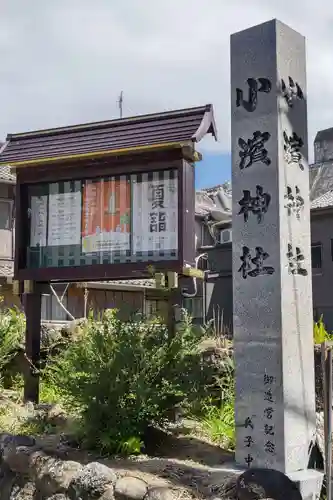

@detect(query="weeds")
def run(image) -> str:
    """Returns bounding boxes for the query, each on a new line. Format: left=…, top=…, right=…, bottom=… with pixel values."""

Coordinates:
left=314, top=316, right=333, bottom=344
left=198, top=356, right=235, bottom=450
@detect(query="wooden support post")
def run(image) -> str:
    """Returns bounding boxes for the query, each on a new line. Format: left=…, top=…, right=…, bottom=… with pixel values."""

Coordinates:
left=167, top=276, right=183, bottom=339
left=24, top=282, right=42, bottom=403
left=166, top=282, right=183, bottom=423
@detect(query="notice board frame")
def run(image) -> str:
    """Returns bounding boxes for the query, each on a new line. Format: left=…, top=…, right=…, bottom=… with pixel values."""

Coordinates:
left=14, top=149, right=195, bottom=283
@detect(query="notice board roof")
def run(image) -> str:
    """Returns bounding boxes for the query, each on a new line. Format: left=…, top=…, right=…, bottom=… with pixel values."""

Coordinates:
left=0, top=104, right=217, bottom=168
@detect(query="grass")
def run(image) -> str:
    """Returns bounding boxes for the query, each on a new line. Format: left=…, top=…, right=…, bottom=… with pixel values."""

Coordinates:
left=198, top=398, right=235, bottom=451
left=195, top=355, right=235, bottom=452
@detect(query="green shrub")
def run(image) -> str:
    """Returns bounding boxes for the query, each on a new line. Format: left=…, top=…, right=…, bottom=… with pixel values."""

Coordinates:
left=0, top=302, right=25, bottom=386
left=314, top=316, right=333, bottom=344
left=43, top=309, right=216, bottom=455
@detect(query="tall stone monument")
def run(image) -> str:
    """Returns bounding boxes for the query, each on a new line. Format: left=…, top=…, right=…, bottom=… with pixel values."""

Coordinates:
left=231, top=19, right=323, bottom=497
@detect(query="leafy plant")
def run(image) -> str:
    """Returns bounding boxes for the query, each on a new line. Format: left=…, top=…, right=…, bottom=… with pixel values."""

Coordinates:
left=314, top=316, right=333, bottom=344
left=0, top=301, right=25, bottom=386
left=43, top=309, right=215, bottom=455
left=39, top=378, right=63, bottom=404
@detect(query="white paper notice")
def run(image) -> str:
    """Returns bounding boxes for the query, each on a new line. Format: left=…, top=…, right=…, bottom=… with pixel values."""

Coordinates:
left=48, top=191, right=82, bottom=246
left=132, top=173, right=178, bottom=253
left=30, top=196, right=47, bottom=247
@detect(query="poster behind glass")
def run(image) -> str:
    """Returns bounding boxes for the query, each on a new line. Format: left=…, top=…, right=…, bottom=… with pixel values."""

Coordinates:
left=132, top=171, right=178, bottom=256
left=82, top=177, right=131, bottom=254
left=27, top=170, right=178, bottom=269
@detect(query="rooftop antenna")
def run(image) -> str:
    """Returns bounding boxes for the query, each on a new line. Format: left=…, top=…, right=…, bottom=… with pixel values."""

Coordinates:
left=118, top=91, right=123, bottom=118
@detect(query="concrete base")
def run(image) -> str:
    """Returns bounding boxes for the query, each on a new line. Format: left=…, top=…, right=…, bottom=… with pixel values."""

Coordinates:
left=288, top=469, right=324, bottom=500
left=216, top=463, right=324, bottom=499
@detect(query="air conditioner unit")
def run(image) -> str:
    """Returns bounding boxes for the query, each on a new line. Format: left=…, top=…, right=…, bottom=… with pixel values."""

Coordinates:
left=219, top=228, right=232, bottom=244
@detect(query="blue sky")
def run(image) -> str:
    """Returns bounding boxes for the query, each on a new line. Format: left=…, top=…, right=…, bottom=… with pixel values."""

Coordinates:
left=195, top=152, right=231, bottom=190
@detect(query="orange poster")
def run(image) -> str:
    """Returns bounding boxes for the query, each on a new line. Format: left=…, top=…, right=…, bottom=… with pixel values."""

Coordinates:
left=82, top=178, right=131, bottom=253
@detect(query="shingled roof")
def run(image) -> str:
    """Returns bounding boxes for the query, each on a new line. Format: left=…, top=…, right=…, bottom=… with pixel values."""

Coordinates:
left=311, top=191, right=333, bottom=210
left=0, top=104, right=217, bottom=167
left=310, top=162, right=333, bottom=210
left=314, top=128, right=333, bottom=144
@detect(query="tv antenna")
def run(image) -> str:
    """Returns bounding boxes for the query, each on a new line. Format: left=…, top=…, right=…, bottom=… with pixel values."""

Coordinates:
left=118, top=91, right=123, bottom=118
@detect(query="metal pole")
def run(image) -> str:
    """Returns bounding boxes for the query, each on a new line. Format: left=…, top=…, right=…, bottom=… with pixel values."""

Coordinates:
left=118, top=91, right=123, bottom=119
left=327, top=347, right=332, bottom=500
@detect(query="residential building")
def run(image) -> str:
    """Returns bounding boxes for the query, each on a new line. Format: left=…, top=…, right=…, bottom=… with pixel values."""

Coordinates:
left=40, top=279, right=167, bottom=322
left=309, top=128, right=333, bottom=328
left=0, top=164, right=20, bottom=309
left=192, top=183, right=232, bottom=331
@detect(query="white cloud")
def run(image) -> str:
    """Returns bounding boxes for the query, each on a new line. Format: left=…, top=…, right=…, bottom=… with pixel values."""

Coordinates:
left=0, top=0, right=331, bottom=160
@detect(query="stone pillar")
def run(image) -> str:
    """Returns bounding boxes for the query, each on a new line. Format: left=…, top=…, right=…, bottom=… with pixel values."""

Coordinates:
left=231, top=19, right=316, bottom=476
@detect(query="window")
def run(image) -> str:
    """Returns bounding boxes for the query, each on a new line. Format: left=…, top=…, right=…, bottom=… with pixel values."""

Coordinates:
left=0, top=199, right=14, bottom=259
left=0, top=200, right=12, bottom=230
left=183, top=297, right=203, bottom=319
left=311, top=243, right=322, bottom=270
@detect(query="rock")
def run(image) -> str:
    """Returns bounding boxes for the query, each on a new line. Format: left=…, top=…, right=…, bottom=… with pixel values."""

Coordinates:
left=9, top=479, right=36, bottom=500
left=0, top=467, right=19, bottom=500
left=211, top=474, right=238, bottom=500
left=0, top=390, right=21, bottom=404
left=28, top=450, right=54, bottom=480
left=35, top=434, right=64, bottom=452
left=35, top=403, right=54, bottom=412
left=68, top=462, right=117, bottom=500
left=99, top=487, right=115, bottom=500
left=0, top=434, right=36, bottom=451
left=23, top=402, right=35, bottom=416
left=236, top=468, right=302, bottom=500
left=41, top=323, right=63, bottom=350
left=4, top=446, right=37, bottom=475
left=36, top=459, right=83, bottom=497
left=115, top=476, right=148, bottom=500
left=146, top=487, right=182, bottom=500
left=47, top=404, right=68, bottom=428
left=48, top=496, right=72, bottom=500
left=34, top=403, right=54, bottom=422
left=0, top=435, right=36, bottom=476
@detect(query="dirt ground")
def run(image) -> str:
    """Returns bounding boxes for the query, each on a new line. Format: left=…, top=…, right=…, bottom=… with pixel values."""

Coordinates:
left=35, top=420, right=236, bottom=499
left=0, top=393, right=237, bottom=499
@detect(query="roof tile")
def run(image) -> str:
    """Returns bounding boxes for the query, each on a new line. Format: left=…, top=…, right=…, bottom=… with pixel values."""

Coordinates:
left=0, top=165, right=15, bottom=183
left=103, top=279, right=155, bottom=288
left=311, top=191, right=333, bottom=209
left=0, top=105, right=217, bottom=167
